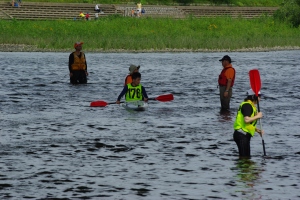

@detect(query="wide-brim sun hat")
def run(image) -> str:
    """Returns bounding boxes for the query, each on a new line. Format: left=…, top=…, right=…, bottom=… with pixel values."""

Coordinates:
left=129, top=64, right=140, bottom=74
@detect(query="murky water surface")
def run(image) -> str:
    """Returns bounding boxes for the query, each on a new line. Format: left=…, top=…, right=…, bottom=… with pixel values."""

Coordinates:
left=0, top=51, right=299, bottom=199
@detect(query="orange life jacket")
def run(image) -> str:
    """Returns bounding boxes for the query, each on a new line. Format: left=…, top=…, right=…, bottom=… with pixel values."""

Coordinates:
left=124, top=75, right=132, bottom=86
left=71, top=52, right=86, bottom=71
left=218, top=67, right=235, bottom=87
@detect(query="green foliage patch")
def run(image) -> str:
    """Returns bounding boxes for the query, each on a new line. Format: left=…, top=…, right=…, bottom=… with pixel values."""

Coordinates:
left=1, top=16, right=299, bottom=51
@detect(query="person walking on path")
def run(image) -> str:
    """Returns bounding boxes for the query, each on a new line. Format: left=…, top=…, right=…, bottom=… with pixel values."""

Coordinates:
left=124, top=64, right=140, bottom=86
left=117, top=72, right=148, bottom=104
left=218, top=55, right=235, bottom=110
left=233, top=89, right=264, bottom=157
left=68, top=42, right=88, bottom=84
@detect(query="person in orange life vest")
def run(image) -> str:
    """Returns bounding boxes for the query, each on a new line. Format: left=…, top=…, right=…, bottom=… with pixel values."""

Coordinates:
left=124, top=64, right=140, bottom=86
left=69, top=42, right=88, bottom=84
left=218, top=55, right=236, bottom=110
left=116, top=72, right=148, bottom=104
left=233, top=89, right=264, bottom=157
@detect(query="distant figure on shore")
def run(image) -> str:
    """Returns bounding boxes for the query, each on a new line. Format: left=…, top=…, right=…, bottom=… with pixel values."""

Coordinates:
left=137, top=1, right=142, bottom=17
left=95, top=4, right=104, bottom=14
left=95, top=12, right=99, bottom=20
left=79, top=12, right=85, bottom=20
left=85, top=12, right=90, bottom=21
left=95, top=4, right=100, bottom=13
left=11, top=0, right=20, bottom=7
left=69, top=42, right=88, bottom=84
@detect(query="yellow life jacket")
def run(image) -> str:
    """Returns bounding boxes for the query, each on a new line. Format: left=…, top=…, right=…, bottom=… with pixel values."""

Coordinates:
left=233, top=101, right=257, bottom=136
left=125, top=84, right=142, bottom=101
left=71, top=52, right=86, bottom=71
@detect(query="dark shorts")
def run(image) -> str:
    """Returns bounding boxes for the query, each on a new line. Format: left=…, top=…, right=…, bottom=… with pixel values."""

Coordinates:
left=70, top=70, right=87, bottom=84
left=233, top=130, right=252, bottom=157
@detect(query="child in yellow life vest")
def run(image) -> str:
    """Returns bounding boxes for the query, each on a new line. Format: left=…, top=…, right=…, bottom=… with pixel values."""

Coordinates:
left=233, top=89, right=264, bottom=157
left=116, top=72, right=148, bottom=104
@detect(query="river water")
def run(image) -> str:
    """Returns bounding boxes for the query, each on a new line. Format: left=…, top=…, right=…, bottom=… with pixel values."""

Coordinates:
left=0, top=51, right=299, bottom=199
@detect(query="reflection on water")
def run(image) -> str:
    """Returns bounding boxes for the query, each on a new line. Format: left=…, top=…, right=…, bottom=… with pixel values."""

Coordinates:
left=233, top=159, right=263, bottom=199
left=0, top=51, right=300, bottom=199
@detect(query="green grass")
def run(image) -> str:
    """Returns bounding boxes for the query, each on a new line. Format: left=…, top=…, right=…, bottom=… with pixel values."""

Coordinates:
left=1, top=16, right=299, bottom=51
left=21, top=0, right=283, bottom=7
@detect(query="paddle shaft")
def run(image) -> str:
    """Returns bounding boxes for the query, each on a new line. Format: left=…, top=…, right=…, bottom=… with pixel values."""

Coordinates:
left=91, top=94, right=173, bottom=107
left=249, top=69, right=266, bottom=156
left=256, top=99, right=266, bottom=156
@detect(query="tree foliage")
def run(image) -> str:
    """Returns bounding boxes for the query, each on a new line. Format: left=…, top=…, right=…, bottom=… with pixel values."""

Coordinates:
left=274, top=0, right=300, bottom=27
left=176, top=0, right=195, bottom=5
left=209, top=0, right=233, bottom=5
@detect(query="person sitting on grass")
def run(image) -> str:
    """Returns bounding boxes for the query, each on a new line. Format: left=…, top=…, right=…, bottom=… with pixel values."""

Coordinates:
left=116, top=72, right=148, bottom=104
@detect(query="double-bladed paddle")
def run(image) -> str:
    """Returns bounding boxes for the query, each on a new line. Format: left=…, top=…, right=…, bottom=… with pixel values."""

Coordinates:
left=90, top=93, right=174, bottom=107
left=249, top=69, right=266, bottom=156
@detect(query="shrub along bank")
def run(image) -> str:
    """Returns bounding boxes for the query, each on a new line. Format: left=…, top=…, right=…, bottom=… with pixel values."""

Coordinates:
left=1, top=15, right=300, bottom=52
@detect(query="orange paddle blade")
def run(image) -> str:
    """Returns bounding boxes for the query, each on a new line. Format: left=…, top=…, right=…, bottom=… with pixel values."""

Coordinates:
left=155, top=94, right=174, bottom=102
left=90, top=101, right=108, bottom=107
left=249, top=69, right=261, bottom=97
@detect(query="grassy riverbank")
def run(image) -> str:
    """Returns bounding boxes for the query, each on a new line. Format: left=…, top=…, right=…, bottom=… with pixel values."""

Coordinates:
left=1, top=16, right=300, bottom=52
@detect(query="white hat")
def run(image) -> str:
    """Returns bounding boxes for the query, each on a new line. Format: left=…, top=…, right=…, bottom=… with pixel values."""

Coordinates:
left=247, top=89, right=262, bottom=96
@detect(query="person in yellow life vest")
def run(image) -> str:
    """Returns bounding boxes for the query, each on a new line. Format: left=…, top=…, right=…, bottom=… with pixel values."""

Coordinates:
left=116, top=72, right=148, bottom=104
left=233, top=89, right=264, bottom=157
left=124, top=64, right=140, bottom=86
left=68, top=42, right=88, bottom=84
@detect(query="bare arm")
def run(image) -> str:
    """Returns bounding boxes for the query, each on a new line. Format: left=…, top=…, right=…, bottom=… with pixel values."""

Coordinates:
left=244, top=112, right=263, bottom=123
left=224, top=79, right=232, bottom=97
left=226, top=79, right=232, bottom=91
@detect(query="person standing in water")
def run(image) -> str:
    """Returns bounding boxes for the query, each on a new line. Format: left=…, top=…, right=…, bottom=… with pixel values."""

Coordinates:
left=68, top=42, right=88, bottom=84
left=218, top=55, right=236, bottom=111
left=233, top=89, right=264, bottom=157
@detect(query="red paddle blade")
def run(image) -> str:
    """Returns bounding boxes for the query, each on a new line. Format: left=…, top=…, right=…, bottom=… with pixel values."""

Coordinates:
left=90, top=101, right=108, bottom=107
left=155, top=94, right=174, bottom=102
left=249, top=69, right=261, bottom=96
